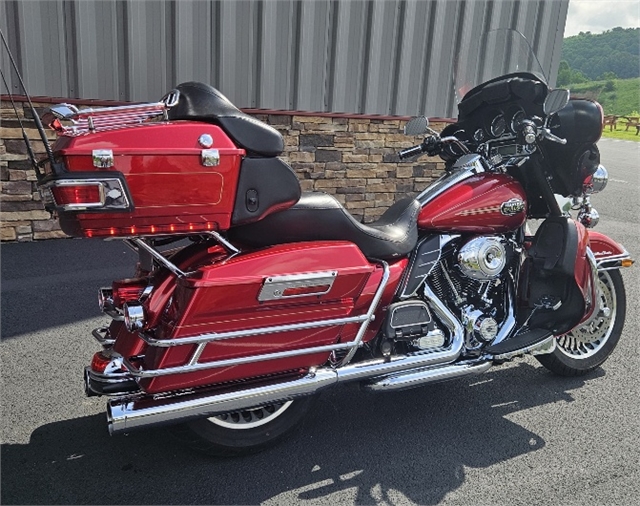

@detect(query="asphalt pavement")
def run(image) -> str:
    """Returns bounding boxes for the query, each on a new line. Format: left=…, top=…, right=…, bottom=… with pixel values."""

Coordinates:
left=1, top=138, right=639, bottom=505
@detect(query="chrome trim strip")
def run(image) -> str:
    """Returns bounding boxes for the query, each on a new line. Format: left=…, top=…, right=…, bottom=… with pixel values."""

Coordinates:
left=258, top=270, right=337, bottom=302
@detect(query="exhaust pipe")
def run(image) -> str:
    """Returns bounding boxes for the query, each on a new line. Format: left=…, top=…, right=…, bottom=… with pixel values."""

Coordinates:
left=364, top=360, right=492, bottom=392
left=107, top=283, right=473, bottom=434
left=108, top=368, right=338, bottom=434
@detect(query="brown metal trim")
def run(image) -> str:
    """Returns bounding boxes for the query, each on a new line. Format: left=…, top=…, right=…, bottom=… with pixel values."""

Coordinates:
left=1, top=94, right=456, bottom=123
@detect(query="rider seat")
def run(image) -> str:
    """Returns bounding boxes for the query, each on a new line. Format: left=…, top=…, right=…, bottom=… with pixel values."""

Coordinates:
left=228, top=192, right=421, bottom=260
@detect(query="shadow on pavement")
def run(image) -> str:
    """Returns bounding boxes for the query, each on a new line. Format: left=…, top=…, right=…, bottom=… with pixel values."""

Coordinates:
left=1, top=362, right=601, bottom=505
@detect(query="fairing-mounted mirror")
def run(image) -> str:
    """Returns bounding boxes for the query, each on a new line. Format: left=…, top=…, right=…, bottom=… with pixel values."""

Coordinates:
left=404, top=116, right=429, bottom=136
left=544, top=89, right=570, bottom=116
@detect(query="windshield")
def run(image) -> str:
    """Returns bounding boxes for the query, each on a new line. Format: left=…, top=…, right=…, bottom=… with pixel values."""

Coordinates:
left=454, top=29, right=547, bottom=104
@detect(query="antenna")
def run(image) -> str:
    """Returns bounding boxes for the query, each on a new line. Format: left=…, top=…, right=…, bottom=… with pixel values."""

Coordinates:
left=0, top=67, right=38, bottom=171
left=0, top=28, right=56, bottom=171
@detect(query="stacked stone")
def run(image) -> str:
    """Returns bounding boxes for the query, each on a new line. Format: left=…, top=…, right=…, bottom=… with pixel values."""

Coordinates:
left=1, top=101, right=65, bottom=241
left=1, top=99, right=447, bottom=241
left=255, top=114, right=446, bottom=223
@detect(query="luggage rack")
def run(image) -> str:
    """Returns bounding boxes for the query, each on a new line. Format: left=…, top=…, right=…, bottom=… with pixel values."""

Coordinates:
left=43, top=90, right=180, bottom=136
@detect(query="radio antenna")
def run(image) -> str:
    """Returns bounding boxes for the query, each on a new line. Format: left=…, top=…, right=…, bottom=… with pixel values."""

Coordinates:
left=0, top=28, right=56, bottom=171
left=0, top=67, right=38, bottom=171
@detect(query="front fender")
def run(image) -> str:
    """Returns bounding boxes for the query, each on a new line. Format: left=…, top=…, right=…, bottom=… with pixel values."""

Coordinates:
left=587, top=230, right=634, bottom=270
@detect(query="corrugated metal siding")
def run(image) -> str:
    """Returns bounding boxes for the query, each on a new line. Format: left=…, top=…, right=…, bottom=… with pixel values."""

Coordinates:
left=1, top=0, right=568, bottom=117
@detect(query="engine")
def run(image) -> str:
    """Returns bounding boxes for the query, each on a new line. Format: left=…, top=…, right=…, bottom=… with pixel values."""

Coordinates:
left=433, top=234, right=515, bottom=353
left=383, top=234, right=516, bottom=357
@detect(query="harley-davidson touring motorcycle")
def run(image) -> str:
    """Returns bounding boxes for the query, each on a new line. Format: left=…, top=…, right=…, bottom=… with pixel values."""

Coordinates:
left=27, top=30, right=633, bottom=456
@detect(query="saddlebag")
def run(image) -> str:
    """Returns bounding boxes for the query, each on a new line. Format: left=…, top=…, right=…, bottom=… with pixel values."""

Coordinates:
left=122, top=241, right=381, bottom=394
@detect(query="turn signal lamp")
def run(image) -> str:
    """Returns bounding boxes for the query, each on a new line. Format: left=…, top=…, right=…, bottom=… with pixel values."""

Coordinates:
left=123, top=302, right=146, bottom=332
left=91, top=351, right=112, bottom=374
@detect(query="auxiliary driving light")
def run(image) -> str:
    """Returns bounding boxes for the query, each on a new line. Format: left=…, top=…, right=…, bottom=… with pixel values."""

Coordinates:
left=584, top=165, right=608, bottom=194
left=123, top=302, right=146, bottom=332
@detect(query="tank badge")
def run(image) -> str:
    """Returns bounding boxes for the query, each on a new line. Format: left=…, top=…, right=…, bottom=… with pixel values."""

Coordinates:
left=500, top=198, right=525, bottom=216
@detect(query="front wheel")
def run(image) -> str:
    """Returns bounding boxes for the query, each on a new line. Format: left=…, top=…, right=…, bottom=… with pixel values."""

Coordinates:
left=170, top=396, right=316, bottom=457
left=537, top=269, right=626, bottom=376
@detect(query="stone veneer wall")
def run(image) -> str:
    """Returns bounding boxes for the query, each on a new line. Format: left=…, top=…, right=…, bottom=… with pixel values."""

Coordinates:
left=1, top=99, right=448, bottom=242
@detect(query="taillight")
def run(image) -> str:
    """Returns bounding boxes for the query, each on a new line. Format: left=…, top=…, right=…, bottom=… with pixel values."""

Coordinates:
left=51, top=184, right=102, bottom=207
left=43, top=177, right=130, bottom=212
left=111, top=279, right=147, bottom=308
left=91, top=351, right=113, bottom=374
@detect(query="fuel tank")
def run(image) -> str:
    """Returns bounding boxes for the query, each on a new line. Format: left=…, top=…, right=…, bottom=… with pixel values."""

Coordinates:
left=418, top=173, right=527, bottom=233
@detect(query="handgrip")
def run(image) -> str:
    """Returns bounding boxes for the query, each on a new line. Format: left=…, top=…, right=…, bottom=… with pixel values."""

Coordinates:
left=398, top=144, right=425, bottom=160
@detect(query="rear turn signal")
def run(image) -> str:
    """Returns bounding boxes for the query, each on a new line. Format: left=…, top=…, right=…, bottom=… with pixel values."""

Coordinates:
left=123, top=302, right=146, bottom=332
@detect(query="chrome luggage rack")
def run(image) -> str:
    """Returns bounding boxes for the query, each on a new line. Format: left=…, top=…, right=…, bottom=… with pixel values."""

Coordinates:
left=44, top=90, right=180, bottom=136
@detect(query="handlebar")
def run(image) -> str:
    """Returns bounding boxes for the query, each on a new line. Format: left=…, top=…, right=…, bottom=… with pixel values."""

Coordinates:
left=398, top=143, right=426, bottom=160
left=398, top=135, right=471, bottom=161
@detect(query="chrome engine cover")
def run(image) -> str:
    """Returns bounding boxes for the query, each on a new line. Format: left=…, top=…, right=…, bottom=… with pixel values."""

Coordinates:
left=457, top=236, right=507, bottom=281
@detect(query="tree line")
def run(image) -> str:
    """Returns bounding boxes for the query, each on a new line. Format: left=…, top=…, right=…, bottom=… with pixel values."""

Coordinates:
left=557, top=27, right=639, bottom=86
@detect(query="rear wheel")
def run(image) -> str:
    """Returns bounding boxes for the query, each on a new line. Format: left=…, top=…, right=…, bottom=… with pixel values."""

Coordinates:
left=537, top=269, right=626, bottom=376
left=170, top=396, right=316, bottom=457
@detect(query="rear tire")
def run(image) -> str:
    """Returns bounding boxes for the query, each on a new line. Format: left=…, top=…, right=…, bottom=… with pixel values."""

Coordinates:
left=170, top=396, right=316, bottom=457
left=536, top=269, right=626, bottom=376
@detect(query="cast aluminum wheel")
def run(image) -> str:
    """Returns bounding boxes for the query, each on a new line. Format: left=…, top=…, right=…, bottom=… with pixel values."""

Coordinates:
left=537, top=269, right=626, bottom=376
left=555, top=270, right=616, bottom=359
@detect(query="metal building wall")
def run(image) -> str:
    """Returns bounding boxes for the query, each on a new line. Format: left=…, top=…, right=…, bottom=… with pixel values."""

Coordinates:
left=1, top=0, right=568, bottom=117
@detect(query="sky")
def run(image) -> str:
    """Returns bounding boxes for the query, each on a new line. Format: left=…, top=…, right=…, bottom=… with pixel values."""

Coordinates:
left=564, top=0, right=640, bottom=37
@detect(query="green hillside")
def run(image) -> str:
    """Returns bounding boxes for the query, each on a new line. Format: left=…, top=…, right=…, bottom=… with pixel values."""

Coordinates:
left=567, top=78, right=640, bottom=116
left=560, top=27, right=639, bottom=81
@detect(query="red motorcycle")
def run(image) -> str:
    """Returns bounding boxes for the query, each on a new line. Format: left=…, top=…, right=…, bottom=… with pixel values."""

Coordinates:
left=33, top=30, right=632, bottom=456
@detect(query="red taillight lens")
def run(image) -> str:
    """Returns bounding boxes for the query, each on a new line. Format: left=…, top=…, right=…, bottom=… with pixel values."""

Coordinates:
left=91, top=351, right=112, bottom=374
left=282, top=285, right=331, bottom=297
left=112, top=279, right=147, bottom=308
left=51, top=184, right=102, bottom=206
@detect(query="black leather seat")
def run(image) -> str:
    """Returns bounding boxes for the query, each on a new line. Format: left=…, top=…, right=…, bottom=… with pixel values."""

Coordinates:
left=167, top=82, right=284, bottom=157
left=229, top=192, right=421, bottom=260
